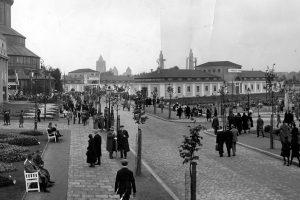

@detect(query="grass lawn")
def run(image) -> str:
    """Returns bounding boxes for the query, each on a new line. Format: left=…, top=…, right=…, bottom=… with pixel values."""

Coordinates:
left=0, top=102, right=35, bottom=119
left=0, top=129, right=48, bottom=200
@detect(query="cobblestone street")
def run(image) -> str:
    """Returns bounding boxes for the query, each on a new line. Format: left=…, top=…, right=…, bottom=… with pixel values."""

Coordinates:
left=119, top=109, right=300, bottom=200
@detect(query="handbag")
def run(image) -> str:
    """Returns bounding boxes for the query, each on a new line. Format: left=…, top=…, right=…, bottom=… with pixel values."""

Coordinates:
left=215, top=144, right=219, bottom=151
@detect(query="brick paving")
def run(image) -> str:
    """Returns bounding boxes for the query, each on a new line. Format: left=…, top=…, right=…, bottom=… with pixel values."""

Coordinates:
left=119, top=107, right=300, bottom=200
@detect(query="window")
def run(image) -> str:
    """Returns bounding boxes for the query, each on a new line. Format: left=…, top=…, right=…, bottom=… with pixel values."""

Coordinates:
left=263, top=84, right=266, bottom=90
left=205, top=86, right=209, bottom=91
left=218, top=69, right=221, bottom=73
left=213, top=69, right=216, bottom=73
left=244, top=85, right=247, bottom=90
left=251, top=84, right=254, bottom=90
left=154, top=87, right=157, bottom=92
left=178, top=87, right=181, bottom=93
left=187, top=86, right=191, bottom=92
left=208, top=69, right=211, bottom=73
left=203, top=70, right=206, bottom=72
left=257, top=84, right=260, bottom=90
left=196, top=86, right=200, bottom=92
left=213, top=85, right=217, bottom=92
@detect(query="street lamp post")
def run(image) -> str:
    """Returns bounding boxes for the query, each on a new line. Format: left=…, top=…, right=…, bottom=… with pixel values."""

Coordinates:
left=247, top=87, right=251, bottom=115
left=167, top=84, right=173, bottom=119
left=265, top=65, right=276, bottom=149
left=151, top=88, right=158, bottom=114
left=44, top=71, right=47, bottom=121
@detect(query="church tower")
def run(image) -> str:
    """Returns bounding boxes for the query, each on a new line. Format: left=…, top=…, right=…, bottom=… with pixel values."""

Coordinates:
left=0, top=0, right=13, bottom=27
left=186, top=49, right=196, bottom=70
left=96, top=55, right=106, bottom=73
left=157, top=50, right=165, bottom=69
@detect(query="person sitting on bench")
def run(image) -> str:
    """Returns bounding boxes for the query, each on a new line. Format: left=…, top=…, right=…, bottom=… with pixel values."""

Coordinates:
left=47, top=122, right=63, bottom=141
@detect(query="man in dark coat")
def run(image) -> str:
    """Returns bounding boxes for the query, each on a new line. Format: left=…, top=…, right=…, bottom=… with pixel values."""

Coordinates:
left=242, top=113, right=249, bottom=134
left=86, top=134, right=96, bottom=167
left=93, top=130, right=102, bottom=165
left=212, top=115, right=219, bottom=135
left=118, top=125, right=130, bottom=159
left=216, top=130, right=225, bottom=157
left=224, top=128, right=233, bottom=157
left=115, top=160, right=136, bottom=200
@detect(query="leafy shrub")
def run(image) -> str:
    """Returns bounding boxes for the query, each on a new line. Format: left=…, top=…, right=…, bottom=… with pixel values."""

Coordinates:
left=0, top=175, right=14, bottom=187
left=19, top=131, right=43, bottom=136
left=0, top=162, right=16, bottom=173
left=8, top=136, right=39, bottom=146
left=0, top=144, right=29, bottom=163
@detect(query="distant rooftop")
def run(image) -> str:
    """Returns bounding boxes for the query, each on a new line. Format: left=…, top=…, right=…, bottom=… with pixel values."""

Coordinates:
left=196, top=61, right=242, bottom=68
left=69, top=68, right=98, bottom=73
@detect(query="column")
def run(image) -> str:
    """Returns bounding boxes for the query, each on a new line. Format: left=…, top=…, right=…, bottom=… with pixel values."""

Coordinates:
left=201, top=83, right=204, bottom=97
left=173, top=83, right=176, bottom=96
left=192, top=83, right=196, bottom=96
left=147, top=84, right=151, bottom=97
left=182, top=83, right=186, bottom=97
left=160, top=84, right=165, bottom=98
left=209, top=83, right=212, bottom=96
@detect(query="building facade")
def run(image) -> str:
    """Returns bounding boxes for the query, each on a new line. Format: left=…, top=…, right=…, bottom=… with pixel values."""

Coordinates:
left=0, top=0, right=41, bottom=94
left=64, top=68, right=100, bottom=92
left=0, top=34, right=8, bottom=103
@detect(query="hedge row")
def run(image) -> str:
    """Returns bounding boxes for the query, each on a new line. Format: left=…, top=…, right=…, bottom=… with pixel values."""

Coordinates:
left=0, top=162, right=16, bottom=173
left=0, top=144, right=29, bottom=163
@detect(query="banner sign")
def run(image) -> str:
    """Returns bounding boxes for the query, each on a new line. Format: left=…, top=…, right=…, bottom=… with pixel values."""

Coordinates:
left=228, top=69, right=242, bottom=73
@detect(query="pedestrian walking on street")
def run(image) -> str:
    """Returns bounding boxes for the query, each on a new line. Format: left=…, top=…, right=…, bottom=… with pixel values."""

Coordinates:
left=117, top=125, right=130, bottom=159
left=242, top=113, right=249, bottom=134
left=177, top=106, right=183, bottom=119
left=73, top=110, right=77, bottom=124
left=106, top=127, right=116, bottom=159
left=93, top=130, right=102, bottom=165
left=216, top=129, right=225, bottom=157
left=290, top=123, right=300, bottom=167
left=225, top=127, right=233, bottom=157
left=277, top=113, right=281, bottom=128
left=235, top=113, right=243, bottom=135
left=37, top=108, right=41, bottom=122
left=78, top=110, right=81, bottom=124
left=115, top=160, right=136, bottom=200
left=281, top=136, right=291, bottom=166
left=19, top=110, right=24, bottom=128
left=212, top=115, right=219, bottom=135
left=256, top=115, right=264, bottom=137
left=232, top=127, right=238, bottom=156
left=86, top=134, right=96, bottom=167
left=67, top=110, right=72, bottom=125
left=279, top=121, right=291, bottom=145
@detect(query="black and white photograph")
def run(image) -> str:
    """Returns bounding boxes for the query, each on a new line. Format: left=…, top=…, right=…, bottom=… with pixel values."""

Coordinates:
left=1, top=0, right=300, bottom=199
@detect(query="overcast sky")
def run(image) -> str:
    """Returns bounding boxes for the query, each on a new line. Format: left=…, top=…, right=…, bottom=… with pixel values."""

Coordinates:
left=12, top=0, right=300, bottom=74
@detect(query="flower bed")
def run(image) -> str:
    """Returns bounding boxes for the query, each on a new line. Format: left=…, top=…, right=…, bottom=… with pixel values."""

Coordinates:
left=0, top=175, right=14, bottom=187
left=0, top=144, right=29, bottom=163
left=8, top=136, right=39, bottom=146
left=19, top=130, right=43, bottom=136
left=0, top=162, right=16, bottom=173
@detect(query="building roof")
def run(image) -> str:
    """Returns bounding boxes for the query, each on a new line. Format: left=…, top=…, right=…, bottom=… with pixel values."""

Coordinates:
left=135, top=68, right=222, bottom=79
left=0, top=25, right=25, bottom=38
left=196, top=61, right=242, bottom=68
left=240, top=70, right=265, bottom=78
left=69, top=68, right=98, bottom=73
left=100, top=75, right=134, bottom=82
left=8, top=44, right=39, bottom=57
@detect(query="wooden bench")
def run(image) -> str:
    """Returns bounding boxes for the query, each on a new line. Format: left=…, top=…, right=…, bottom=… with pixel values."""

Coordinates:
left=24, top=171, right=40, bottom=192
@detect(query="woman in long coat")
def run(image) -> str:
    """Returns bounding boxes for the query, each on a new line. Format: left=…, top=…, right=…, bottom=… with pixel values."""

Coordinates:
left=242, top=113, right=249, bottom=134
left=86, top=134, right=96, bottom=167
left=290, top=123, right=300, bottom=166
left=106, top=128, right=116, bottom=159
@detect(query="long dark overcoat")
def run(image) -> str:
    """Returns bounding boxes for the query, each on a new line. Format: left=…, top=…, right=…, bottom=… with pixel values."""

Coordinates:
left=94, top=133, right=102, bottom=157
left=86, top=138, right=97, bottom=164
left=106, top=131, right=116, bottom=152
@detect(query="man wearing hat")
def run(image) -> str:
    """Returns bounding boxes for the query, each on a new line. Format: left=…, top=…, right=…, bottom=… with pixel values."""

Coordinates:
left=93, top=129, right=102, bottom=165
left=117, top=125, right=130, bottom=159
left=115, top=160, right=136, bottom=200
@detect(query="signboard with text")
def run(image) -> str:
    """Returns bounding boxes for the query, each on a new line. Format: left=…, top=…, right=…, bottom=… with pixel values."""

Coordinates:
left=228, top=69, right=242, bottom=73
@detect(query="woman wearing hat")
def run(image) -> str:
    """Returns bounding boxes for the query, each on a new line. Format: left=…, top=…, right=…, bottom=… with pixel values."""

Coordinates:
left=106, top=127, right=116, bottom=159
left=86, top=134, right=97, bottom=167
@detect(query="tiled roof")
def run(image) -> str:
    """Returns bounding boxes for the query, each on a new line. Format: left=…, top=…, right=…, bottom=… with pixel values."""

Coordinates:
left=100, top=75, right=134, bottom=82
left=8, top=44, right=39, bottom=57
left=240, top=70, right=265, bottom=78
left=196, top=61, right=242, bottom=68
left=0, top=25, right=25, bottom=38
left=135, top=68, right=221, bottom=79
left=69, top=68, right=98, bottom=73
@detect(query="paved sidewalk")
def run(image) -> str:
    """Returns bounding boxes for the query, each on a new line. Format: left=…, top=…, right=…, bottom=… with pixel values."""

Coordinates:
left=144, top=106, right=300, bottom=166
